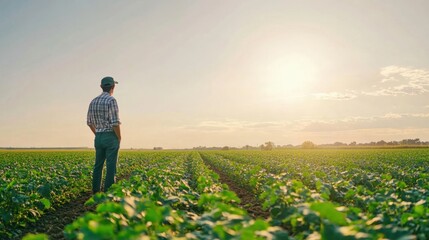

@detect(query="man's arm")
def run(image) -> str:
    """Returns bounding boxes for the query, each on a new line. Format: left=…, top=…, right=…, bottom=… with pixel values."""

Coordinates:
left=113, top=125, right=121, bottom=143
left=88, top=124, right=96, bottom=135
left=109, top=98, right=121, bottom=143
left=87, top=102, right=96, bottom=135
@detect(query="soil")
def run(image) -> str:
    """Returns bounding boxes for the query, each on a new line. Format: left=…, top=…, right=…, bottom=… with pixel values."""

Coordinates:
left=13, top=174, right=131, bottom=240
left=201, top=157, right=270, bottom=219
left=13, top=191, right=95, bottom=240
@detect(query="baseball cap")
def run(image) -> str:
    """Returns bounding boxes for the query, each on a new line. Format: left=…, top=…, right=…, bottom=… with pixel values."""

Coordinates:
left=101, top=76, right=118, bottom=87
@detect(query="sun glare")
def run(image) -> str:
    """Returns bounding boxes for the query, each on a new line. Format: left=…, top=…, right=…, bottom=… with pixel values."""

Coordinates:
left=263, top=54, right=319, bottom=97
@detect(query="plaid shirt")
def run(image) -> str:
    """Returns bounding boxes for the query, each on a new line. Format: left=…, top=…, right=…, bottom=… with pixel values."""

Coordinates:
left=87, top=92, right=121, bottom=132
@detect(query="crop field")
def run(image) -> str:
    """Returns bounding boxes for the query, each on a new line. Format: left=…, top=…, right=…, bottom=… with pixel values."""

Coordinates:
left=1, top=149, right=428, bottom=240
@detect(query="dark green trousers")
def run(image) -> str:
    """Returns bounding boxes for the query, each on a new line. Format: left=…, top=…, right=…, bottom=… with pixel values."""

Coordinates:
left=92, top=132, right=120, bottom=193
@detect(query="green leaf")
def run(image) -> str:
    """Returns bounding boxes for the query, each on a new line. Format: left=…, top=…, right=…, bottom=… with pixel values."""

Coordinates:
left=345, top=189, right=356, bottom=199
left=316, top=181, right=323, bottom=191
left=413, top=205, right=425, bottom=216
left=292, top=180, right=304, bottom=189
left=85, top=197, right=96, bottom=206
left=401, top=213, right=413, bottom=225
left=381, top=174, right=392, bottom=181
left=88, top=220, right=115, bottom=237
left=310, top=202, right=348, bottom=226
left=37, top=184, right=51, bottom=198
left=96, top=202, right=124, bottom=214
left=213, top=225, right=227, bottom=239
left=145, top=207, right=162, bottom=224
left=397, top=181, right=407, bottom=189
left=248, top=219, right=269, bottom=231
left=22, top=233, right=49, bottom=240
left=220, top=190, right=240, bottom=203
left=6, top=180, right=17, bottom=190
left=40, top=198, right=51, bottom=209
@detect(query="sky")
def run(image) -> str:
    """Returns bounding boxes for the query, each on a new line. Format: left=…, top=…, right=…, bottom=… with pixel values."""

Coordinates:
left=1, top=0, right=429, bottom=148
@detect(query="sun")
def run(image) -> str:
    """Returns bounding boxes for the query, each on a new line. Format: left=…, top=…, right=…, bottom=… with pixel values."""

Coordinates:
left=263, top=54, right=319, bottom=97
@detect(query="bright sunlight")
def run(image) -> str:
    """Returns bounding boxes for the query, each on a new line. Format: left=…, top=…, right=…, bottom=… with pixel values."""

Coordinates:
left=261, top=53, right=320, bottom=98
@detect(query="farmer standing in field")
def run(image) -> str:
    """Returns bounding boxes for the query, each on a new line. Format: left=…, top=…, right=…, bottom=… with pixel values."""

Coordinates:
left=87, top=76, right=121, bottom=193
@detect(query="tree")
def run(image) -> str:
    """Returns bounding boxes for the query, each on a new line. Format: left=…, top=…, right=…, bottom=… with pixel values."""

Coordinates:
left=264, top=141, right=275, bottom=150
left=333, top=142, right=347, bottom=146
left=302, top=141, right=316, bottom=149
left=260, top=141, right=275, bottom=150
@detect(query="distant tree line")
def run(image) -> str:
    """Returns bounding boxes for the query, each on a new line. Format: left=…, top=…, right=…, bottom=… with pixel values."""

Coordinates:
left=319, top=138, right=429, bottom=147
left=192, top=146, right=240, bottom=150
left=192, top=138, right=429, bottom=151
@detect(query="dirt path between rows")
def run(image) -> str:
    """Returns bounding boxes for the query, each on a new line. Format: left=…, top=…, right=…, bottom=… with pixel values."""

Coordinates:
left=200, top=156, right=270, bottom=220
left=14, top=191, right=95, bottom=240
left=14, top=174, right=131, bottom=240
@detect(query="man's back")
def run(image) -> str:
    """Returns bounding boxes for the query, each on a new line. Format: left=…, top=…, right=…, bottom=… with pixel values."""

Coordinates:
left=87, top=92, right=120, bottom=133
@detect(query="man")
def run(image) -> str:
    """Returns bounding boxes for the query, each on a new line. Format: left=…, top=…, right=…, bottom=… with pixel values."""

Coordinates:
left=87, top=76, right=121, bottom=193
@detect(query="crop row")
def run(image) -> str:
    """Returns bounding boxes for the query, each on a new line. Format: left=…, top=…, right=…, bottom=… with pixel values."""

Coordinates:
left=215, top=150, right=429, bottom=209
left=200, top=151, right=428, bottom=239
left=216, top=149, right=429, bottom=186
left=0, top=151, right=160, bottom=238
left=63, top=151, right=288, bottom=239
left=0, top=151, right=96, bottom=238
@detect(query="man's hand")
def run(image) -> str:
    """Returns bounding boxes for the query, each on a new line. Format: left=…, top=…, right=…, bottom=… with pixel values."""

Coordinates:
left=89, top=125, right=96, bottom=135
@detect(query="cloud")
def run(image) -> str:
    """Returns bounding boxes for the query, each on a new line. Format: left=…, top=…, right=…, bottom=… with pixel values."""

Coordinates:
left=181, top=112, right=429, bottom=134
left=381, top=113, right=403, bottom=119
left=363, top=84, right=427, bottom=96
left=364, top=66, right=429, bottom=96
left=313, top=92, right=357, bottom=101
left=181, top=119, right=291, bottom=132
left=312, top=66, right=429, bottom=100
left=300, top=113, right=429, bottom=132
